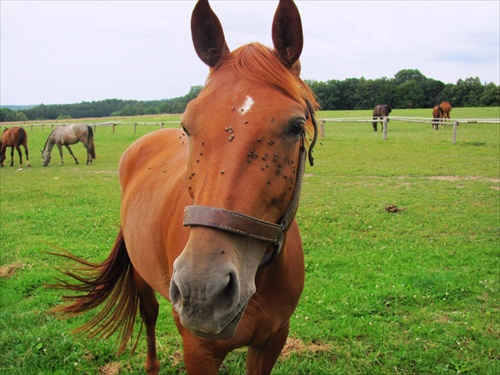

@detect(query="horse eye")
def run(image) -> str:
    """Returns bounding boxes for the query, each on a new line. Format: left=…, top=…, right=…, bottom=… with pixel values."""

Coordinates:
left=181, top=125, right=190, bottom=137
left=288, top=119, right=305, bottom=137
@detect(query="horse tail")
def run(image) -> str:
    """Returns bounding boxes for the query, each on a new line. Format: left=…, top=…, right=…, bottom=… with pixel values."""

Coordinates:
left=87, top=125, right=96, bottom=159
left=17, top=127, right=27, bottom=147
left=48, top=229, right=141, bottom=355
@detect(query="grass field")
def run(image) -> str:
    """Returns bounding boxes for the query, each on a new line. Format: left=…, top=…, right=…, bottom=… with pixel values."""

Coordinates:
left=1, top=108, right=499, bottom=374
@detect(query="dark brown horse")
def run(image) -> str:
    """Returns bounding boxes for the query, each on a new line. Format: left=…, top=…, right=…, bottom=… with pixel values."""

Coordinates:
left=372, top=104, right=391, bottom=131
left=432, top=105, right=444, bottom=130
left=42, top=123, right=95, bottom=166
left=50, top=1, right=319, bottom=374
left=0, top=126, right=30, bottom=169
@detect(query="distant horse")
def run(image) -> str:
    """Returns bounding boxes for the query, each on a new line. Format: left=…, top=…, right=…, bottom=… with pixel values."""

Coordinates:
left=0, top=126, right=30, bottom=169
left=432, top=105, right=444, bottom=130
left=440, top=101, right=452, bottom=123
left=42, top=123, right=95, bottom=166
left=50, top=1, right=319, bottom=374
left=372, top=104, right=391, bottom=131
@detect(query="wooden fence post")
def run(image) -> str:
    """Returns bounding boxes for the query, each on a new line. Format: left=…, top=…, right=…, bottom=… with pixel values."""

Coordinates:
left=453, top=120, right=458, bottom=144
left=161, top=122, right=164, bottom=129
left=112, top=123, right=116, bottom=134
left=134, top=123, right=137, bottom=134
left=383, top=116, right=388, bottom=140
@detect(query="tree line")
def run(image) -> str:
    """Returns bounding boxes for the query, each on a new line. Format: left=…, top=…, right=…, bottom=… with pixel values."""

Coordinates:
left=1, top=69, right=498, bottom=122
left=306, top=69, right=499, bottom=111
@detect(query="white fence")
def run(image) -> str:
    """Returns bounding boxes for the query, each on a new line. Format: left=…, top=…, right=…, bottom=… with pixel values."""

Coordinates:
left=2, top=117, right=499, bottom=144
left=322, top=116, right=500, bottom=144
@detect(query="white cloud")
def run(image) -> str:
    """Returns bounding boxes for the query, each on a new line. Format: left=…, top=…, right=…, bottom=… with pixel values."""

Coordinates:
left=1, top=1, right=498, bottom=105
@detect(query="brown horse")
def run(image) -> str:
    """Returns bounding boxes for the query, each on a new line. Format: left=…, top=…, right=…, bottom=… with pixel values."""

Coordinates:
left=42, top=123, right=95, bottom=166
left=0, top=126, right=30, bottom=169
left=50, top=1, right=319, bottom=374
left=372, top=104, right=391, bottom=131
left=440, top=101, right=452, bottom=122
left=432, top=105, right=444, bottom=130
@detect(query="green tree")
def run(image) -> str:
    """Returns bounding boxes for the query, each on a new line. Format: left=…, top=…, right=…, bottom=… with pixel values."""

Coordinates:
left=480, top=83, right=500, bottom=107
left=394, top=69, right=426, bottom=84
left=395, top=81, right=425, bottom=108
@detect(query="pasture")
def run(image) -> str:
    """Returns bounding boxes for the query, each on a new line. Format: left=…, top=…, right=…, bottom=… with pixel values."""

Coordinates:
left=1, top=108, right=499, bottom=374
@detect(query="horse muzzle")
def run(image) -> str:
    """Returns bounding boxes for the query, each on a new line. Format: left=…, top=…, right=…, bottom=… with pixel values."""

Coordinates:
left=169, top=227, right=265, bottom=339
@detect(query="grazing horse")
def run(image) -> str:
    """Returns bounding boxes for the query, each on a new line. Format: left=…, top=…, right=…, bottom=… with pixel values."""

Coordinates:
left=432, top=105, right=444, bottom=130
left=42, top=123, right=95, bottom=166
left=50, top=1, right=319, bottom=374
left=372, top=104, right=391, bottom=131
left=440, top=101, right=452, bottom=122
left=0, top=126, right=30, bottom=168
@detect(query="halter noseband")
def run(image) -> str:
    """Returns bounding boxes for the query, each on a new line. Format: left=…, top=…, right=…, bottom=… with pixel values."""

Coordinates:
left=183, top=100, right=317, bottom=267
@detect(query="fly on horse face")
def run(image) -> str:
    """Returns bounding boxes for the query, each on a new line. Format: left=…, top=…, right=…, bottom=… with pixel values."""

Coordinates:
left=50, top=0, right=319, bottom=374
left=372, top=104, right=391, bottom=131
left=432, top=105, right=444, bottom=130
left=0, top=126, right=30, bottom=169
left=41, top=123, right=95, bottom=166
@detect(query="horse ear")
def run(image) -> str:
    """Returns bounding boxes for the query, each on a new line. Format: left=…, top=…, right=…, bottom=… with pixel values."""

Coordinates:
left=191, top=0, right=230, bottom=67
left=272, top=0, right=303, bottom=69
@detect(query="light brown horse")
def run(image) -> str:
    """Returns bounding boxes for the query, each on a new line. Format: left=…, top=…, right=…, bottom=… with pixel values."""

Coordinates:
left=440, top=101, right=452, bottom=122
left=432, top=105, right=444, bottom=130
left=0, top=126, right=30, bottom=168
left=42, top=123, right=95, bottom=166
left=51, top=1, right=319, bottom=374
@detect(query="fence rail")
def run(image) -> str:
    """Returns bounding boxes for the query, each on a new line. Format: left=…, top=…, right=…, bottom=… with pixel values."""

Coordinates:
left=2, top=117, right=498, bottom=144
left=322, top=116, right=499, bottom=144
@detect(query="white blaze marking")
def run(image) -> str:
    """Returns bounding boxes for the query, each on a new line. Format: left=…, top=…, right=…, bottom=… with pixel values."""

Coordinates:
left=239, top=95, right=254, bottom=115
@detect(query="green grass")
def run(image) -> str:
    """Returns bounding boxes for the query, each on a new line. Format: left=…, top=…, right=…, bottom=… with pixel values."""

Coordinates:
left=1, top=109, right=499, bottom=374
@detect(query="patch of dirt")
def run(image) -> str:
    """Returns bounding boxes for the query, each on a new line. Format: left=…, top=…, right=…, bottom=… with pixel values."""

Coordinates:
left=0, top=263, right=22, bottom=278
left=168, top=350, right=183, bottom=367
left=427, top=176, right=499, bottom=183
left=385, top=205, right=402, bottom=213
left=280, top=337, right=332, bottom=359
left=99, top=362, right=122, bottom=375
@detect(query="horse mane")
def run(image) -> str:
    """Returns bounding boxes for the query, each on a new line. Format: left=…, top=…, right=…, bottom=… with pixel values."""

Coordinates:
left=209, top=42, right=319, bottom=138
left=43, top=128, right=57, bottom=151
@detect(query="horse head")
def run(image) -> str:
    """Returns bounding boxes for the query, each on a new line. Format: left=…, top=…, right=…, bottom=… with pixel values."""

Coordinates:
left=41, top=149, right=51, bottom=166
left=169, top=0, right=317, bottom=340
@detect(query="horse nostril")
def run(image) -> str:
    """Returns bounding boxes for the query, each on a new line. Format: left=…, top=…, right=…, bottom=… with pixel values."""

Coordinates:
left=169, top=271, right=183, bottom=306
left=212, top=271, right=238, bottom=311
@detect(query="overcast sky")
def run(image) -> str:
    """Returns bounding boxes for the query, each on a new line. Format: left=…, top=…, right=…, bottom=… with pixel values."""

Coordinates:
left=1, top=1, right=499, bottom=106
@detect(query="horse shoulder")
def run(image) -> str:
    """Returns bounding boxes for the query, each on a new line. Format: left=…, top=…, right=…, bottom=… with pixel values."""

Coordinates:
left=231, top=221, right=305, bottom=348
left=119, top=128, right=191, bottom=299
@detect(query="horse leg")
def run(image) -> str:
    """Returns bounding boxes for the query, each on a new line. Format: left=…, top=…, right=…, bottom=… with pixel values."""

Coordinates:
left=133, top=271, right=160, bottom=374
left=246, top=322, right=290, bottom=375
left=57, top=144, right=64, bottom=165
left=24, top=145, right=30, bottom=167
left=15, top=146, right=23, bottom=168
left=372, top=117, right=378, bottom=131
left=86, top=146, right=91, bottom=165
left=9, top=147, right=15, bottom=167
left=176, top=321, right=227, bottom=374
left=65, top=145, right=79, bottom=164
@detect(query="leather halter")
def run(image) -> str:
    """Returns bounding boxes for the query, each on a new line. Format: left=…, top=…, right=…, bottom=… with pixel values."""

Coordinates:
left=183, top=100, right=317, bottom=267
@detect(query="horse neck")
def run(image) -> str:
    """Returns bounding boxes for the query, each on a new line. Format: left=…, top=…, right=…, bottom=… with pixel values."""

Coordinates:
left=43, top=133, right=57, bottom=153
